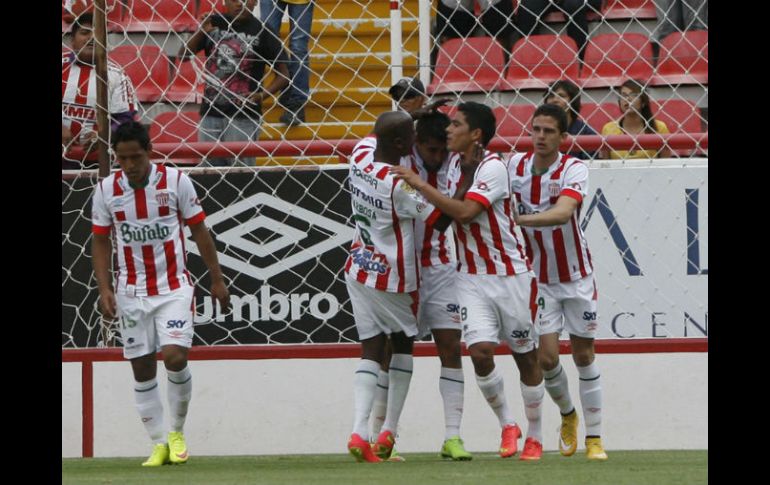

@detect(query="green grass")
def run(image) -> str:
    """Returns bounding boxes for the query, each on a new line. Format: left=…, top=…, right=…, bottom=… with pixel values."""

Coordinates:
left=62, top=450, right=707, bottom=485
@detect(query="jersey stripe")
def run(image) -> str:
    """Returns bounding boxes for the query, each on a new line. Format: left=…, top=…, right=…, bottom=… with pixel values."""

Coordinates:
left=391, top=186, right=406, bottom=293
left=164, top=240, right=180, bottom=290
left=134, top=188, right=148, bottom=219
left=124, top=246, right=137, bottom=286
left=455, top=225, right=477, bottom=273
left=142, top=245, right=158, bottom=296
left=470, top=223, right=495, bottom=274
left=487, top=204, right=514, bottom=275
left=552, top=228, right=571, bottom=282
left=533, top=230, right=549, bottom=283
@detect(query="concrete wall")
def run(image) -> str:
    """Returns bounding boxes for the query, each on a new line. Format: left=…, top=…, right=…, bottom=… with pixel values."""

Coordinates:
left=62, top=352, right=707, bottom=457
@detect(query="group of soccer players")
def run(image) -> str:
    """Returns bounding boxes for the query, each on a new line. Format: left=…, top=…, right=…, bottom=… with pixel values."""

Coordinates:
left=344, top=78, right=608, bottom=463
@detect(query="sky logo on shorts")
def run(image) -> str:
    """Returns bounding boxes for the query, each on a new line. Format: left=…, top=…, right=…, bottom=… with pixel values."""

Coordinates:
left=166, top=320, right=186, bottom=329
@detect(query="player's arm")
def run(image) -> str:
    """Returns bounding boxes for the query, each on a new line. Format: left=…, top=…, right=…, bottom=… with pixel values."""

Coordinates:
left=177, top=14, right=215, bottom=59
left=188, top=221, right=230, bottom=313
left=432, top=172, right=475, bottom=231
left=246, top=30, right=290, bottom=105
left=516, top=195, right=580, bottom=227
left=92, top=232, right=117, bottom=319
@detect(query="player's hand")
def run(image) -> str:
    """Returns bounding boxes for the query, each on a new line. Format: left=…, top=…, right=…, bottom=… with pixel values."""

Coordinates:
left=62, top=125, right=73, bottom=147
left=79, top=130, right=99, bottom=148
left=211, top=280, right=230, bottom=314
left=389, top=165, right=423, bottom=190
left=98, top=290, right=117, bottom=320
left=410, top=97, right=452, bottom=120
left=200, top=14, right=215, bottom=33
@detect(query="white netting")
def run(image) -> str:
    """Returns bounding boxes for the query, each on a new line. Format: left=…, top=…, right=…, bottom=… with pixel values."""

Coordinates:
left=62, top=0, right=707, bottom=348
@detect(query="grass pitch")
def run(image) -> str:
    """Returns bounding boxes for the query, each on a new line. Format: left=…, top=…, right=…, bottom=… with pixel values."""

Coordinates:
left=62, top=450, right=707, bottom=485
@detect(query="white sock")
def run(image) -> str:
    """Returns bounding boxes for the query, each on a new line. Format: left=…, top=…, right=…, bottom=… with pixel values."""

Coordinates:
left=544, top=362, right=575, bottom=415
left=520, top=380, right=545, bottom=442
left=439, top=367, right=465, bottom=440
left=370, top=370, right=389, bottom=439
left=352, top=359, right=381, bottom=440
left=166, top=366, right=192, bottom=433
left=475, top=366, right=515, bottom=428
left=382, top=353, right=414, bottom=435
left=577, top=361, right=603, bottom=437
left=134, top=377, right=166, bottom=444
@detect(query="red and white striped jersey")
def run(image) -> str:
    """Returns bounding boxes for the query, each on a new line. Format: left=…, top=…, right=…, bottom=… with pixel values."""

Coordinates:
left=509, top=152, right=594, bottom=284
left=62, top=53, right=136, bottom=141
left=344, top=136, right=439, bottom=293
left=447, top=151, right=531, bottom=275
left=91, top=164, right=205, bottom=297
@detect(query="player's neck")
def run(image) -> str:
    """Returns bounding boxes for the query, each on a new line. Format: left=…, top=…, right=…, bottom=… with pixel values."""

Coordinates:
left=373, top=147, right=400, bottom=166
left=532, top=151, right=560, bottom=175
left=128, top=166, right=152, bottom=189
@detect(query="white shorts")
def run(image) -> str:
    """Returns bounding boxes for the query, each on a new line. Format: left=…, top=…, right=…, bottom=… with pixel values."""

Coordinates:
left=417, top=264, right=461, bottom=338
left=116, top=286, right=195, bottom=360
left=456, top=271, right=538, bottom=354
left=535, top=274, right=599, bottom=339
left=345, top=275, right=419, bottom=340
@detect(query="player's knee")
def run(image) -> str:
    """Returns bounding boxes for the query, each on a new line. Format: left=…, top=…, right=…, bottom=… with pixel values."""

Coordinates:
left=163, top=353, right=188, bottom=372
left=572, top=350, right=595, bottom=368
left=469, top=345, right=495, bottom=374
left=538, top=351, right=560, bottom=372
left=390, top=332, right=414, bottom=354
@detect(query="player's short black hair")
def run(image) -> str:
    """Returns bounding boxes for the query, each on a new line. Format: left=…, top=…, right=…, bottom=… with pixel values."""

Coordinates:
left=457, top=102, right=496, bottom=146
left=112, top=121, right=151, bottom=150
left=533, top=104, right=569, bottom=134
left=416, top=111, right=450, bottom=144
left=544, top=80, right=582, bottom=120
left=71, top=12, right=93, bottom=36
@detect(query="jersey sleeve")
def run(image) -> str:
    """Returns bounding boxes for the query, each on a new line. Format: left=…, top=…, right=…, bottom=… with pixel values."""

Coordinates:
left=561, top=162, right=589, bottom=203
left=508, top=154, right=524, bottom=193
left=108, top=68, right=137, bottom=116
left=177, top=173, right=206, bottom=225
left=465, top=160, right=508, bottom=208
left=91, top=182, right=112, bottom=235
left=393, top=180, right=438, bottom=224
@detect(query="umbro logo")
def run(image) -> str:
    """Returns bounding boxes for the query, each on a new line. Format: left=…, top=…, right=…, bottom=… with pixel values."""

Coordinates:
left=184, top=193, right=354, bottom=281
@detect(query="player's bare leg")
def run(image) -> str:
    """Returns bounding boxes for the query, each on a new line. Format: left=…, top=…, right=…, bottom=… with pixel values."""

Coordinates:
left=131, top=352, right=169, bottom=466
left=512, top=349, right=545, bottom=460
left=161, top=345, right=191, bottom=464
left=433, top=329, right=471, bottom=460
left=469, top=342, right=521, bottom=457
left=570, top=335, right=607, bottom=460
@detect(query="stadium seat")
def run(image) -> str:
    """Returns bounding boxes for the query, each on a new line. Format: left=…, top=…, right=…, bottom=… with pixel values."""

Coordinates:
left=601, top=0, right=657, bottom=19
left=651, top=99, right=703, bottom=133
left=108, top=45, right=170, bottom=102
left=580, top=103, right=622, bottom=133
left=579, top=33, right=654, bottom=88
left=164, top=54, right=205, bottom=103
left=61, top=0, right=124, bottom=32
left=501, top=34, right=579, bottom=90
left=150, top=111, right=202, bottom=165
left=428, top=37, right=506, bottom=94
left=122, top=0, right=197, bottom=32
left=197, top=0, right=227, bottom=17
left=650, top=31, right=708, bottom=86
left=494, top=104, right=536, bottom=138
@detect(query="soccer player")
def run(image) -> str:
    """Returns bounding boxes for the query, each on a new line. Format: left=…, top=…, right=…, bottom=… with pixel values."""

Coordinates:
left=345, top=111, right=436, bottom=463
left=391, top=102, right=546, bottom=460
left=509, top=104, right=608, bottom=461
left=91, top=122, right=230, bottom=467
left=361, top=111, right=472, bottom=460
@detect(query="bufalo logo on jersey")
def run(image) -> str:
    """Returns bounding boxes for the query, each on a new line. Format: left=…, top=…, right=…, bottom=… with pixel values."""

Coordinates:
left=184, top=192, right=354, bottom=325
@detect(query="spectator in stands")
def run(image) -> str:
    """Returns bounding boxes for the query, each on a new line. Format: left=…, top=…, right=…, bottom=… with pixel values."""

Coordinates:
left=389, top=77, right=428, bottom=115
left=434, top=1, right=517, bottom=53
left=261, top=0, right=314, bottom=127
left=653, top=0, right=707, bottom=45
left=62, top=12, right=138, bottom=170
left=513, top=0, right=604, bottom=60
left=600, top=79, right=671, bottom=159
left=543, top=80, right=597, bottom=160
left=179, top=0, right=290, bottom=166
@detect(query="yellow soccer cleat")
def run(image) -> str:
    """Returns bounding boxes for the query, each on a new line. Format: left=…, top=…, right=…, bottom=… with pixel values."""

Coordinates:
left=168, top=431, right=189, bottom=464
left=440, top=436, right=473, bottom=461
left=585, top=437, right=608, bottom=461
left=141, top=443, right=170, bottom=467
left=559, top=409, right=579, bottom=456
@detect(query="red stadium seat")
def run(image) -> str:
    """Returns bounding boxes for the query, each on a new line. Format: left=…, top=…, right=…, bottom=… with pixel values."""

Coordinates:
left=651, top=99, right=703, bottom=133
left=109, top=45, right=170, bottom=102
left=428, top=37, right=506, bottom=94
left=602, top=0, right=657, bottom=19
left=495, top=104, right=536, bottom=138
left=197, top=0, right=227, bottom=17
left=61, top=0, right=124, bottom=32
left=651, top=31, right=708, bottom=86
left=150, top=111, right=202, bottom=165
left=579, top=33, right=654, bottom=88
left=580, top=103, right=623, bottom=133
left=164, top=54, right=205, bottom=103
left=501, top=35, right=579, bottom=90
left=122, top=0, right=197, bottom=32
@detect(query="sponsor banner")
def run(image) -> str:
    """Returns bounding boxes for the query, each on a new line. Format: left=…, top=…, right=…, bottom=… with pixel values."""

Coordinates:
left=62, top=161, right=707, bottom=347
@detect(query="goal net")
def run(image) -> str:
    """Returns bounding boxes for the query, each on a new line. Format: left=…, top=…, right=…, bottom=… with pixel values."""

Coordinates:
left=61, top=0, right=708, bottom=349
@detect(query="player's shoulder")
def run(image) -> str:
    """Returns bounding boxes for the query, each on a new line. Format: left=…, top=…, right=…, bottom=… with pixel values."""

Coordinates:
left=350, top=136, right=377, bottom=164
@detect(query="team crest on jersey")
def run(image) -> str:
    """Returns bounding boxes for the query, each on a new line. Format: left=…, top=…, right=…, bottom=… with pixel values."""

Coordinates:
left=400, top=181, right=416, bottom=194
left=156, top=192, right=170, bottom=206
left=569, top=182, right=582, bottom=191
left=549, top=182, right=561, bottom=197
